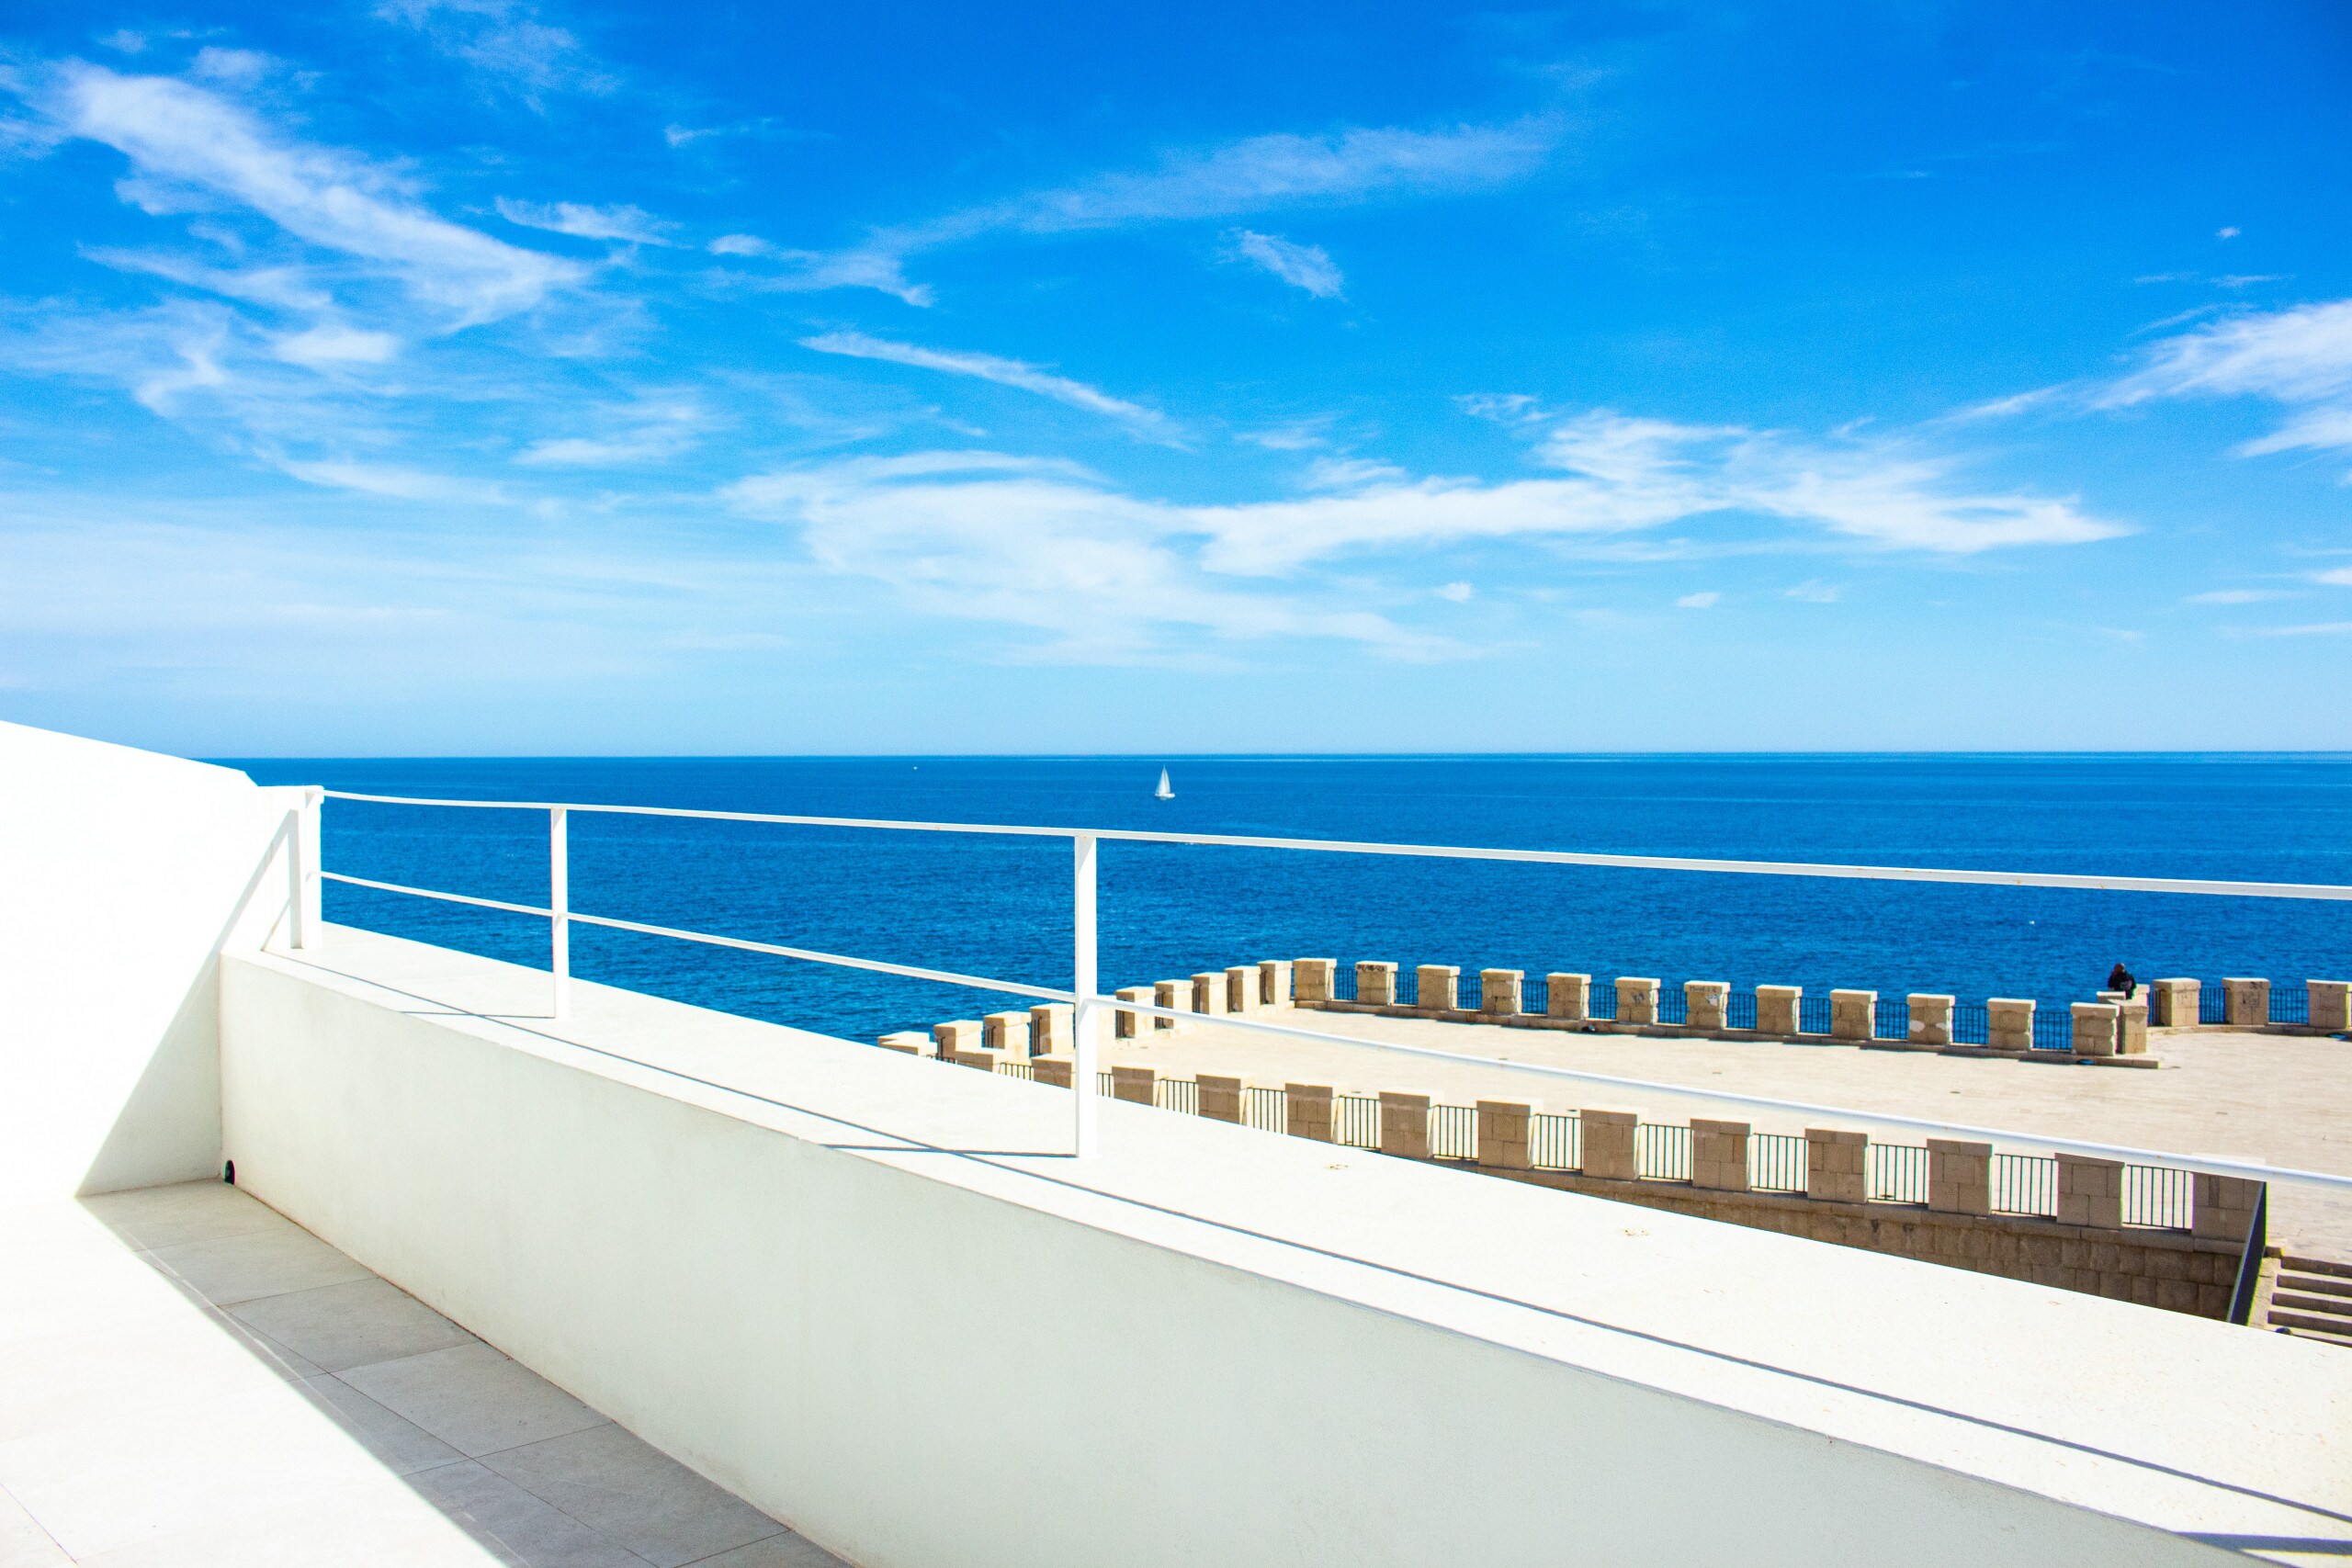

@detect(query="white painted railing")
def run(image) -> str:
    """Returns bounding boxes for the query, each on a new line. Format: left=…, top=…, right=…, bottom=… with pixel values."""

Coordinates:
left=312, top=788, right=2352, bottom=1190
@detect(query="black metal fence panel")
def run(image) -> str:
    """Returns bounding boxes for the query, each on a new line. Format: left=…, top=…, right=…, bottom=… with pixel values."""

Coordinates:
left=1637, top=1122, right=1691, bottom=1182
left=1749, top=1131, right=1807, bottom=1192
left=2123, top=1164, right=2192, bottom=1229
left=1869, top=1143, right=1930, bottom=1204
left=1430, top=1103, right=1476, bottom=1160
left=1992, top=1153, right=2059, bottom=1217
left=1530, top=1111, right=1580, bottom=1170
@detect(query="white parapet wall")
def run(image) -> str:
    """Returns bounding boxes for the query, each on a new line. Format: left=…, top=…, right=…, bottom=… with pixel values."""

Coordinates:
left=220, top=926, right=2349, bottom=1568
left=0, top=719, right=314, bottom=1199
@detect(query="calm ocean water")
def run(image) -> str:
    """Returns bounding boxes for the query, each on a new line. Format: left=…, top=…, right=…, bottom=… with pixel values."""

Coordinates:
left=222, top=754, right=2352, bottom=1046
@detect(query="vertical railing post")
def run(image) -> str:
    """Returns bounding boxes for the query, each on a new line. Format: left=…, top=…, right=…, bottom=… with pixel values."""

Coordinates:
left=292, top=787, right=322, bottom=950
left=279, top=786, right=324, bottom=953
left=284, top=804, right=306, bottom=953
left=1073, top=831, right=1099, bottom=1158
left=549, top=807, right=571, bottom=1021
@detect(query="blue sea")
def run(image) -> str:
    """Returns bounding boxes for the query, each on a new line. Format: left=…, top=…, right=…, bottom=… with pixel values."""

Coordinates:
left=221, top=754, right=2352, bottom=1046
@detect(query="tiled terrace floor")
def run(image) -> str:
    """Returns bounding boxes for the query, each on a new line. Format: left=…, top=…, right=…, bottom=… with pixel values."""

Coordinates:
left=0, top=1181, right=847, bottom=1567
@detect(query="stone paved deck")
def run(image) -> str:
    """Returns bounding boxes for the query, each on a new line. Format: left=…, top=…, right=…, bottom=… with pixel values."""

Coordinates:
left=0, top=1181, right=849, bottom=1567
left=1103, top=1011, right=2352, bottom=1258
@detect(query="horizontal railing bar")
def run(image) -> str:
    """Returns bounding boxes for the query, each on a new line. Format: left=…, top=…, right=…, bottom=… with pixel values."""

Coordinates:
left=1099, top=998, right=2352, bottom=1193
left=560, top=911, right=1072, bottom=1004
left=322, top=872, right=1068, bottom=1005
left=322, top=791, right=1078, bottom=838
left=322, top=872, right=551, bottom=918
left=317, top=791, right=2352, bottom=901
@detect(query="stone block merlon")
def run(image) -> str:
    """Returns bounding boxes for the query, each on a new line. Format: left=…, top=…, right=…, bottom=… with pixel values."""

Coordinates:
left=1480, top=969, right=1523, bottom=1016
left=1755, top=985, right=1802, bottom=1036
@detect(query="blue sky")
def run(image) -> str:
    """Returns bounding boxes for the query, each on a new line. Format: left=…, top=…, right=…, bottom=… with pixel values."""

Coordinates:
left=2, top=2, right=2349, bottom=754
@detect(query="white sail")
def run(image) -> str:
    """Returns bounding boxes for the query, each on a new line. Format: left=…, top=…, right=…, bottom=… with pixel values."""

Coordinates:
left=1154, top=768, right=1174, bottom=799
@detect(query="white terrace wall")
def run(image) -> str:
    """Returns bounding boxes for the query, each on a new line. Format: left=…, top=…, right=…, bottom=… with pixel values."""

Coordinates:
left=217, top=951, right=2236, bottom=1568
left=0, top=720, right=312, bottom=1198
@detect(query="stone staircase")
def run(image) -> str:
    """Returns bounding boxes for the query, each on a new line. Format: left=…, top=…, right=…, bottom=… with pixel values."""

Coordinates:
left=2265, top=1252, right=2352, bottom=1347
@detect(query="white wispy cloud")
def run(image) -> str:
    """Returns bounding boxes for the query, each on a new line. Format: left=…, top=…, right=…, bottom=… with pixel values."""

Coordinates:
left=716, top=410, right=2115, bottom=657
left=798, top=331, right=1181, bottom=441
left=374, top=0, right=615, bottom=101
left=270, top=323, right=401, bottom=367
left=495, top=197, right=677, bottom=246
left=1237, top=420, right=1333, bottom=451
left=4, top=298, right=342, bottom=428
left=1676, top=591, right=1720, bottom=608
left=982, top=118, right=1555, bottom=231
left=734, top=246, right=936, bottom=307
left=1187, top=412, right=2119, bottom=576
left=187, top=48, right=277, bottom=88
left=82, top=246, right=336, bottom=314
left=2103, top=297, right=2352, bottom=460
left=754, top=116, right=1557, bottom=303
left=721, top=452, right=1442, bottom=662
left=516, top=397, right=705, bottom=466
left=2316, top=567, right=2352, bottom=586
left=23, top=62, right=582, bottom=326
left=1300, top=457, right=1408, bottom=490
left=663, top=118, right=807, bottom=150
left=1230, top=230, right=1343, bottom=298
left=271, top=455, right=510, bottom=502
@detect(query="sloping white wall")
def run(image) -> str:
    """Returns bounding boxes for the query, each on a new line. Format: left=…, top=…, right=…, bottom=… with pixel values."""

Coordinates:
left=0, top=720, right=311, bottom=1197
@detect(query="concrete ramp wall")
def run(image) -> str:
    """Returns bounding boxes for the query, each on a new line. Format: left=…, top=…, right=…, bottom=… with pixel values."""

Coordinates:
left=0, top=720, right=310, bottom=1197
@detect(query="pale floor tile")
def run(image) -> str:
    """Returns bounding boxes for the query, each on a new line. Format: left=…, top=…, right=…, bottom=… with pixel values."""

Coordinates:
left=680, top=1533, right=850, bottom=1568
left=6, top=1188, right=829, bottom=1567
left=0, top=1483, right=66, bottom=1568
left=71, top=1475, right=516, bottom=1568
left=409, top=1461, right=648, bottom=1568
left=294, top=1376, right=465, bottom=1476
left=0, top=1303, right=316, bottom=1444
left=0, top=1212, right=200, bottom=1348
left=229, top=1275, right=479, bottom=1373
left=482, top=1425, right=784, bottom=1568
left=0, top=1379, right=401, bottom=1560
left=81, top=1183, right=300, bottom=1254
left=341, top=1344, right=612, bottom=1459
left=143, top=1225, right=374, bottom=1308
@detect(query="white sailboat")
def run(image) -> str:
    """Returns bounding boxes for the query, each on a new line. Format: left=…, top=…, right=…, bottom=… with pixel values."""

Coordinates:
left=1153, top=767, right=1174, bottom=800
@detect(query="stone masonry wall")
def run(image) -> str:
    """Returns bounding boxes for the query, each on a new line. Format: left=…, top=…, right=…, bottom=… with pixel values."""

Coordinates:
left=1461, top=1165, right=2242, bottom=1318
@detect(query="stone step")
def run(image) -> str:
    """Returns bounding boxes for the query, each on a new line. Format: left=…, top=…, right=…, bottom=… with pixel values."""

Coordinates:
left=2270, top=1292, right=2352, bottom=1319
left=2274, top=1322, right=2352, bottom=1349
left=2267, top=1308, right=2352, bottom=1339
left=2277, top=1271, right=2352, bottom=1300
left=2282, top=1253, right=2352, bottom=1280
